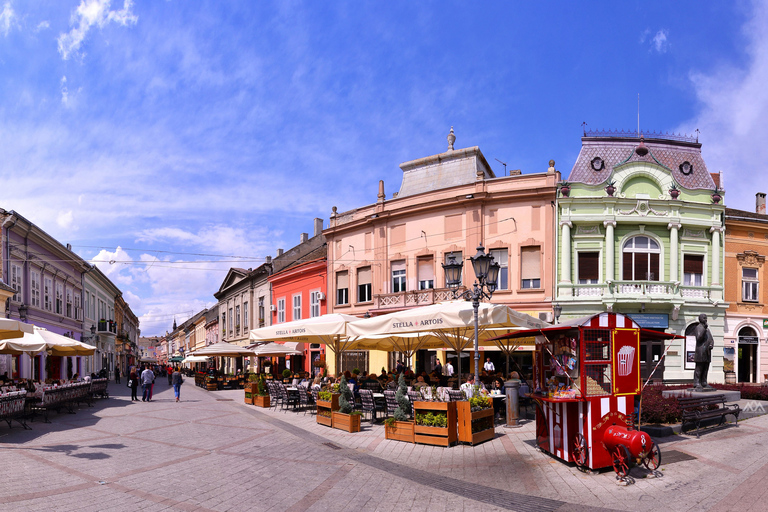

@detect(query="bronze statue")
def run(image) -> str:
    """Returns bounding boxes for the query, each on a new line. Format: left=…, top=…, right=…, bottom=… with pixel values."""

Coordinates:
left=693, top=313, right=715, bottom=391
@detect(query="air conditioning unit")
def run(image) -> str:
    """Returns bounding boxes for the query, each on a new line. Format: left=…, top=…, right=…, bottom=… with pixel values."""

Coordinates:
left=317, top=292, right=326, bottom=301
left=269, top=305, right=277, bottom=312
left=539, top=311, right=554, bottom=323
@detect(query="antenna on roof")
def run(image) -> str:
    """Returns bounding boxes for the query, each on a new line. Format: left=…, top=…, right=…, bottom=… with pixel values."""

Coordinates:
left=637, top=93, right=640, bottom=137
left=494, top=158, right=507, bottom=176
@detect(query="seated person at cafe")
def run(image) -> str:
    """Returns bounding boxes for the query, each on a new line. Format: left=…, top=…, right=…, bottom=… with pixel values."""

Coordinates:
left=413, top=376, right=429, bottom=390
left=460, top=375, right=486, bottom=398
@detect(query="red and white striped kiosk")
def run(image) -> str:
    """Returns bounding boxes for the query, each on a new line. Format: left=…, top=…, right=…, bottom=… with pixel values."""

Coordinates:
left=493, top=312, right=679, bottom=476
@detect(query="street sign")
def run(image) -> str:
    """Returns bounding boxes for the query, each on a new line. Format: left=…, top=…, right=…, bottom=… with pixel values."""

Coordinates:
left=739, top=336, right=759, bottom=345
left=627, top=313, right=669, bottom=330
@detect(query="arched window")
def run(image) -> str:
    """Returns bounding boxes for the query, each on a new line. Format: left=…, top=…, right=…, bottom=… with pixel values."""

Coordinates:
left=622, top=236, right=660, bottom=281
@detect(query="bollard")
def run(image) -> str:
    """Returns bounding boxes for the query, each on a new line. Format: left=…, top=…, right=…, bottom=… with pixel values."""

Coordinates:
left=505, top=379, right=521, bottom=427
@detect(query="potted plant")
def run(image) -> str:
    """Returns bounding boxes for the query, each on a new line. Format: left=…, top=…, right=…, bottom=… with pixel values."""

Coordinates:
left=332, top=377, right=362, bottom=433
left=282, top=368, right=292, bottom=383
left=244, top=375, right=258, bottom=405
left=385, top=374, right=415, bottom=443
left=413, top=398, right=457, bottom=447
left=457, top=395, right=495, bottom=445
left=669, top=183, right=680, bottom=199
left=559, top=182, right=570, bottom=197
left=253, top=375, right=270, bottom=407
left=316, top=389, right=339, bottom=427
left=712, top=187, right=722, bottom=204
left=605, top=180, right=616, bottom=197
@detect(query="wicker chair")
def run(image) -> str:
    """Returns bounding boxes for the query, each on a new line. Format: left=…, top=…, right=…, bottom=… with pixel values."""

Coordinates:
left=384, top=390, right=398, bottom=418
left=267, top=381, right=281, bottom=410
left=447, top=389, right=465, bottom=402
left=407, top=390, right=422, bottom=404
left=358, top=389, right=376, bottom=422
left=277, top=383, right=298, bottom=411
left=297, top=384, right=309, bottom=414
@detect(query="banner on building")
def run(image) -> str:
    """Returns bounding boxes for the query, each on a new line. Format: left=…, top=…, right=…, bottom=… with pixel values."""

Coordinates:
left=685, top=336, right=696, bottom=370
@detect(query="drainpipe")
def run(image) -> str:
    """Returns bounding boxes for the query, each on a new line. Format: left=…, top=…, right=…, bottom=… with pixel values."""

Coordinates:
left=2, top=214, right=19, bottom=305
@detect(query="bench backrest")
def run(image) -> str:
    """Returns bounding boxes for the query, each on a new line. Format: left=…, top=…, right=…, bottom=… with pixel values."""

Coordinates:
left=678, top=395, right=726, bottom=408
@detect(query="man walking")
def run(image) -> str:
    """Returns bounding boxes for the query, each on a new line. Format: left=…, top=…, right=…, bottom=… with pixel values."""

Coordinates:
left=444, top=360, right=454, bottom=377
left=141, top=365, right=155, bottom=402
left=115, top=366, right=121, bottom=384
left=484, top=357, right=495, bottom=372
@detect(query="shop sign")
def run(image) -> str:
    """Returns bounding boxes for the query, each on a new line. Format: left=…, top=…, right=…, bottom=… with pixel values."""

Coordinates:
left=764, top=319, right=768, bottom=329
left=739, top=336, right=759, bottom=345
left=626, top=313, right=669, bottom=329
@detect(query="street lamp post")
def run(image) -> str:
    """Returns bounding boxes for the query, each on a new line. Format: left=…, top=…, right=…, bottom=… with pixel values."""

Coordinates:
left=442, top=244, right=500, bottom=388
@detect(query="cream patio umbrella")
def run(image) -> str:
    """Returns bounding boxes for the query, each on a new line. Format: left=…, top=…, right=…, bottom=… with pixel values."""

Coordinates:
left=346, top=301, right=548, bottom=381
left=35, top=328, right=96, bottom=356
left=252, top=342, right=303, bottom=356
left=0, top=321, right=44, bottom=354
left=0, top=318, right=34, bottom=341
left=190, top=342, right=256, bottom=357
left=249, top=314, right=359, bottom=374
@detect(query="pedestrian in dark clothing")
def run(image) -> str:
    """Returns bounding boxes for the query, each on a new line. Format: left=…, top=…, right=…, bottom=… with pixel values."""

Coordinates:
left=172, top=367, right=183, bottom=402
left=115, top=367, right=121, bottom=384
left=129, top=370, right=139, bottom=401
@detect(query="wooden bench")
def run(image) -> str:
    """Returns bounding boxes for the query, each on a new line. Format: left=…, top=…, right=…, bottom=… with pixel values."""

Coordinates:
left=679, top=394, right=740, bottom=438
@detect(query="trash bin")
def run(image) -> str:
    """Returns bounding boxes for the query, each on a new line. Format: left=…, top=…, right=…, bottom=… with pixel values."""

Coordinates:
left=505, top=379, right=521, bottom=427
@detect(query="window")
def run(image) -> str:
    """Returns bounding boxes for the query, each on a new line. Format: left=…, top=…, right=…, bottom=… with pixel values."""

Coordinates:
left=277, top=298, right=286, bottom=323
left=66, top=288, right=73, bottom=318
left=489, top=249, right=508, bottom=290
left=357, top=267, right=372, bottom=302
left=10, top=263, right=22, bottom=302
left=622, top=236, right=660, bottom=281
left=444, top=252, right=462, bottom=287
left=56, top=283, right=64, bottom=314
left=258, top=297, right=265, bottom=326
left=578, top=252, right=600, bottom=284
left=228, top=307, right=233, bottom=333
left=336, top=271, right=349, bottom=306
left=521, top=246, right=541, bottom=289
left=30, top=271, right=41, bottom=308
left=221, top=312, right=226, bottom=334
left=44, top=277, right=53, bottom=312
left=743, top=268, right=759, bottom=302
left=417, top=258, right=434, bottom=290
left=310, top=291, right=321, bottom=317
left=391, top=260, right=406, bottom=293
left=683, top=255, right=704, bottom=286
left=235, top=305, right=240, bottom=332
left=243, top=302, right=249, bottom=329
left=74, top=294, right=81, bottom=321
left=293, top=294, right=302, bottom=321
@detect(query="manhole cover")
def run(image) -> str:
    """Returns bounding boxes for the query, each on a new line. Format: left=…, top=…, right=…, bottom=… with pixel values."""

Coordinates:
left=661, top=449, right=696, bottom=465
left=323, top=442, right=342, bottom=450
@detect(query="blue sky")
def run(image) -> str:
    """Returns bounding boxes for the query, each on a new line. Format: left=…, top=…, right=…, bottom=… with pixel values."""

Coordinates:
left=1, top=1, right=766, bottom=335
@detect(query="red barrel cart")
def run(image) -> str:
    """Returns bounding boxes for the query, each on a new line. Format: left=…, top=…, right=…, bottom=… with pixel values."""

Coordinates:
left=492, top=313, right=679, bottom=477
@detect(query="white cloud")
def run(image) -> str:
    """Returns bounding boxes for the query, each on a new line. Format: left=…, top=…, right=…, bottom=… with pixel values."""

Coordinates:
left=1, top=1, right=17, bottom=36
left=91, top=246, right=136, bottom=285
left=652, top=30, right=669, bottom=53
left=35, top=20, right=50, bottom=32
left=56, top=209, right=74, bottom=229
left=60, top=75, right=68, bottom=105
left=679, top=0, right=768, bottom=211
left=57, top=0, right=138, bottom=60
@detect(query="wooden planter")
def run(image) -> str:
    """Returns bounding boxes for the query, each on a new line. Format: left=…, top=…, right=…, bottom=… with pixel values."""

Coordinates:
left=457, top=401, right=495, bottom=445
left=413, top=401, right=457, bottom=447
left=244, top=392, right=254, bottom=405
left=206, top=380, right=218, bottom=391
left=385, top=421, right=415, bottom=443
left=332, top=411, right=361, bottom=433
left=316, top=394, right=339, bottom=427
left=253, top=395, right=270, bottom=408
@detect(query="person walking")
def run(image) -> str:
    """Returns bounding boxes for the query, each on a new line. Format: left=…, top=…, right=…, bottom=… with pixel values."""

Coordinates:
left=129, top=369, right=139, bottom=401
left=115, top=366, right=121, bottom=384
left=141, top=366, right=154, bottom=402
left=172, top=367, right=183, bottom=402
left=148, top=367, right=156, bottom=401
left=167, top=365, right=173, bottom=385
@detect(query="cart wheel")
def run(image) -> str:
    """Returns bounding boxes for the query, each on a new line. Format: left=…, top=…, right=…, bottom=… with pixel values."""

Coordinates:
left=572, top=433, right=588, bottom=468
left=642, top=443, right=662, bottom=471
left=612, top=445, right=631, bottom=478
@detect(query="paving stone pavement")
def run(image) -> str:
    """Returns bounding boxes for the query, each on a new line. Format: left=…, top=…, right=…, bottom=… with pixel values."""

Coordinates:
left=2, top=380, right=767, bottom=512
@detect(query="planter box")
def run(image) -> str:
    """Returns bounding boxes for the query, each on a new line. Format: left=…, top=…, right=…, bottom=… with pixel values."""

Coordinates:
left=332, top=411, right=361, bottom=433
left=206, top=382, right=218, bottom=391
left=457, top=401, right=495, bottom=445
left=317, top=412, right=333, bottom=427
left=254, top=395, right=270, bottom=408
left=413, top=401, right=457, bottom=447
left=244, top=392, right=254, bottom=405
left=316, top=394, right=340, bottom=411
left=385, top=421, right=415, bottom=443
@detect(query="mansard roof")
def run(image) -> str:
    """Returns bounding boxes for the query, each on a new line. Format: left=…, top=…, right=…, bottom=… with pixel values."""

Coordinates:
left=568, top=134, right=716, bottom=190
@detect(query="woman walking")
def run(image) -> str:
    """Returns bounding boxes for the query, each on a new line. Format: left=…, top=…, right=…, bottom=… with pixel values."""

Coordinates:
left=129, top=369, right=139, bottom=401
left=172, top=367, right=183, bottom=402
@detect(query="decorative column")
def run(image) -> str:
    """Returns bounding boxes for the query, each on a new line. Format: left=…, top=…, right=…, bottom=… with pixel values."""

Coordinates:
left=603, top=220, right=616, bottom=281
left=710, top=226, right=723, bottom=285
left=560, top=221, right=573, bottom=283
left=668, top=222, right=681, bottom=282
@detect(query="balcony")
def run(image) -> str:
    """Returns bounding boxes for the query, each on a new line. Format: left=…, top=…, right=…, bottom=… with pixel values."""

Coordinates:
left=373, top=287, right=464, bottom=310
left=97, top=320, right=117, bottom=335
left=564, top=281, right=714, bottom=304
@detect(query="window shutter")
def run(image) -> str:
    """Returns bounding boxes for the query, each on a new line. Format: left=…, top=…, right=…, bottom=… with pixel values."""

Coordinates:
left=622, top=252, right=633, bottom=280
left=357, top=267, right=371, bottom=284
left=578, top=252, right=599, bottom=281
left=418, top=259, right=434, bottom=281
left=336, top=271, right=348, bottom=289
left=391, top=260, right=406, bottom=273
left=683, top=255, right=703, bottom=274
left=649, top=253, right=659, bottom=281
left=521, top=247, right=541, bottom=279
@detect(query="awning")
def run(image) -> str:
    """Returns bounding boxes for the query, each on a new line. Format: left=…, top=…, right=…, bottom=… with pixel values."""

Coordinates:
left=169, top=355, right=184, bottom=362
left=182, top=355, right=209, bottom=363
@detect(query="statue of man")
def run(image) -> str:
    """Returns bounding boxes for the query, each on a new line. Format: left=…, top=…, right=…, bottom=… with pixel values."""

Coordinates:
left=693, top=313, right=715, bottom=391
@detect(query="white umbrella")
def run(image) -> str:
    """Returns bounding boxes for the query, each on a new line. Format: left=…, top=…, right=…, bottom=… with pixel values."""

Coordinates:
left=253, top=342, right=303, bottom=356
left=190, top=342, right=255, bottom=357
left=0, top=318, right=34, bottom=342
left=182, top=355, right=210, bottom=363
left=35, top=328, right=96, bottom=356
left=0, top=321, right=44, bottom=354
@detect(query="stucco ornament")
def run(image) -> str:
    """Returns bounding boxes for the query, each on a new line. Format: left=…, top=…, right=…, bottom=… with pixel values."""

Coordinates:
left=616, top=200, right=669, bottom=217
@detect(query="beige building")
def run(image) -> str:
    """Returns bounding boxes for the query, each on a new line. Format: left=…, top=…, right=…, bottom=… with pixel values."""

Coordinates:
left=324, top=129, right=560, bottom=374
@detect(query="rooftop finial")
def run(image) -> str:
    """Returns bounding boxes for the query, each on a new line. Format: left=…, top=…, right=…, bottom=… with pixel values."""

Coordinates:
left=447, top=126, right=456, bottom=151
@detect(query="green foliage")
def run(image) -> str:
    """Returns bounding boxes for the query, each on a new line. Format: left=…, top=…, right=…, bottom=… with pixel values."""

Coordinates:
left=394, top=374, right=411, bottom=421
left=352, top=368, right=360, bottom=375
left=338, top=376, right=354, bottom=414
left=282, top=368, right=292, bottom=379
left=318, top=390, right=332, bottom=402
left=256, top=376, right=268, bottom=396
left=415, top=412, right=448, bottom=428
left=469, top=395, right=492, bottom=411
left=248, top=373, right=259, bottom=382
left=384, top=417, right=396, bottom=426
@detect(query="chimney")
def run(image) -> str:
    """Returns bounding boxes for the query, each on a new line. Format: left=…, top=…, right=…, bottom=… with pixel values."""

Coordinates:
left=66, top=243, right=72, bottom=251
left=314, top=218, right=323, bottom=237
left=300, top=233, right=308, bottom=244
left=277, top=248, right=283, bottom=257
left=758, top=192, right=766, bottom=215
left=265, top=255, right=272, bottom=264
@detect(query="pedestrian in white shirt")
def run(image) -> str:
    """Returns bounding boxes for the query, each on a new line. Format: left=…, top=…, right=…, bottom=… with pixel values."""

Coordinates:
left=484, top=358, right=495, bottom=372
left=444, top=361, right=454, bottom=376
left=140, top=366, right=155, bottom=402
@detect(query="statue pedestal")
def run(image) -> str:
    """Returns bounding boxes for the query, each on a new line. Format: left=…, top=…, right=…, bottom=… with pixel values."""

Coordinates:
left=662, top=388, right=741, bottom=402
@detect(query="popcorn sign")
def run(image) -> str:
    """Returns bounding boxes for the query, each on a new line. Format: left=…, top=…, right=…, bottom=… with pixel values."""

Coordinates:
left=612, top=329, right=641, bottom=395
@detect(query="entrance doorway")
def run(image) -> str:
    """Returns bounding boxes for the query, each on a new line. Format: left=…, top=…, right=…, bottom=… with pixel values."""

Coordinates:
left=738, top=326, right=759, bottom=383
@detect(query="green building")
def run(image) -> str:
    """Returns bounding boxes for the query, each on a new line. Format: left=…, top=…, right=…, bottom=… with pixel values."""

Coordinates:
left=555, top=131, right=727, bottom=383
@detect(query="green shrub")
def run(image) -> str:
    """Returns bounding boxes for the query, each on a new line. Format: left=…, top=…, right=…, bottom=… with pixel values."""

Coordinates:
left=394, top=374, right=411, bottom=421
left=282, top=368, right=292, bottom=379
left=318, top=391, right=332, bottom=401
left=338, top=376, right=354, bottom=414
